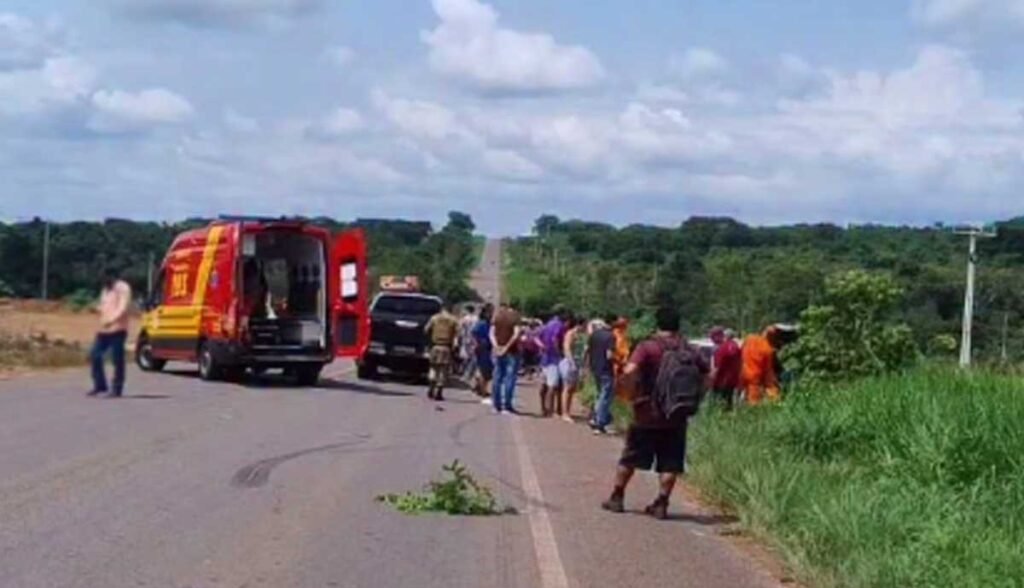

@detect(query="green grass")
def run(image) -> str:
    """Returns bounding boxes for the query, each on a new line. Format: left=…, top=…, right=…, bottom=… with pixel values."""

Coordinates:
left=688, top=367, right=1024, bottom=588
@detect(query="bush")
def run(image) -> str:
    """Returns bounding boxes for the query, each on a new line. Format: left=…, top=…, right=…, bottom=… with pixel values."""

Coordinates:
left=688, top=367, right=1024, bottom=588
left=64, top=288, right=95, bottom=311
left=786, top=270, right=918, bottom=380
left=376, top=460, right=515, bottom=516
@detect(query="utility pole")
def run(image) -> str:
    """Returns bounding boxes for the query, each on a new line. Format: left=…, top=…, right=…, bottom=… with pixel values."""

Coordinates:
left=954, top=225, right=997, bottom=368
left=40, top=220, right=50, bottom=300
left=1001, top=311, right=1009, bottom=364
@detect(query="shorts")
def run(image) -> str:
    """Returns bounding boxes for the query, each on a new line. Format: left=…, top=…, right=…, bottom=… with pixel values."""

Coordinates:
left=558, top=358, right=578, bottom=387
left=476, top=351, right=494, bottom=380
left=543, top=363, right=562, bottom=388
left=619, top=424, right=688, bottom=474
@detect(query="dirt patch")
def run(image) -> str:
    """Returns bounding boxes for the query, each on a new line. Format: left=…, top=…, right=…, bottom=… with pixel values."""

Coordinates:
left=0, top=298, right=138, bottom=347
left=0, top=299, right=139, bottom=376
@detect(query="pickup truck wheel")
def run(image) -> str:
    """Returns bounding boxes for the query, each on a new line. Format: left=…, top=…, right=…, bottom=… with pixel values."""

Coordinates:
left=135, top=335, right=166, bottom=372
left=293, top=365, right=322, bottom=387
left=198, top=342, right=221, bottom=381
left=356, top=362, right=377, bottom=380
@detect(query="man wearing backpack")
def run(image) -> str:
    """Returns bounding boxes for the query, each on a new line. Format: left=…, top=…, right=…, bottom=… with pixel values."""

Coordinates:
left=601, top=306, right=709, bottom=520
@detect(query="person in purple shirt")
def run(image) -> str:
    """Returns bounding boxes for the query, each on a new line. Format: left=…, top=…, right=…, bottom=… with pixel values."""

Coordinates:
left=538, top=307, right=569, bottom=417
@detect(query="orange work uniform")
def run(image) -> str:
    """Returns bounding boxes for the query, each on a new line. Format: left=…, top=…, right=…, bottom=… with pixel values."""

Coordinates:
left=612, top=322, right=630, bottom=377
left=740, top=334, right=780, bottom=405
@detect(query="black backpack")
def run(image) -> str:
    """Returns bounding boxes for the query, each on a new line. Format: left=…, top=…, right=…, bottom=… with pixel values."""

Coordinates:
left=653, top=340, right=705, bottom=425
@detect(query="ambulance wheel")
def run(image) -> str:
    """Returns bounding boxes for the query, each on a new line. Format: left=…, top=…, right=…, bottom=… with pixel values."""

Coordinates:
left=135, top=335, right=166, bottom=372
left=198, top=342, right=222, bottom=381
left=293, top=365, right=322, bottom=387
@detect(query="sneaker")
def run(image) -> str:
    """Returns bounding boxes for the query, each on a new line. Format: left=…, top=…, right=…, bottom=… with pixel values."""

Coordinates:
left=86, top=389, right=105, bottom=397
left=480, top=397, right=493, bottom=406
left=644, top=498, right=669, bottom=520
left=590, top=424, right=607, bottom=435
left=561, top=415, right=574, bottom=424
left=492, top=408, right=504, bottom=415
left=503, top=409, right=519, bottom=417
left=601, top=496, right=625, bottom=513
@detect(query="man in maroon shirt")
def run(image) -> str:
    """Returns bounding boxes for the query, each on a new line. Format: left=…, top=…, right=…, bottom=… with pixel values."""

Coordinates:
left=710, top=327, right=741, bottom=410
left=601, top=307, right=709, bottom=520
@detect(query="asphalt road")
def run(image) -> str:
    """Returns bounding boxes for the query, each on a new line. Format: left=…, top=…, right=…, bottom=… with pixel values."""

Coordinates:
left=0, top=240, right=780, bottom=588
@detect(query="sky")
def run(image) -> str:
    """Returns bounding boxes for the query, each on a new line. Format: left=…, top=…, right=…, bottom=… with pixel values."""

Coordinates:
left=2, top=0, right=1024, bottom=234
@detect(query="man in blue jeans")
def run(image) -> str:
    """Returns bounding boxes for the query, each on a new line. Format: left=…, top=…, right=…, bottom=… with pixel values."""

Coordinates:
left=88, top=270, right=132, bottom=398
left=489, top=302, right=522, bottom=414
left=587, top=316, right=617, bottom=433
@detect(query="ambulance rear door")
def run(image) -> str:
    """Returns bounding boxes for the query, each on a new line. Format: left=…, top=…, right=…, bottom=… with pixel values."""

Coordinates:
left=330, top=228, right=369, bottom=358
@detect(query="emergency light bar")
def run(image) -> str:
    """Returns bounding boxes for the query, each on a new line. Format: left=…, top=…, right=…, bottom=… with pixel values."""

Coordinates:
left=380, top=275, right=420, bottom=292
left=217, top=215, right=309, bottom=225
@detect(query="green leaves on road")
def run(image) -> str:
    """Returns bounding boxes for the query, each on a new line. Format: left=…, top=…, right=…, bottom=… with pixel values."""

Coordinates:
left=376, top=460, right=516, bottom=516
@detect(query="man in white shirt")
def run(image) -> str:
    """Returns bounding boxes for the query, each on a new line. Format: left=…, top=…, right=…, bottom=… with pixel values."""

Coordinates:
left=88, top=269, right=132, bottom=398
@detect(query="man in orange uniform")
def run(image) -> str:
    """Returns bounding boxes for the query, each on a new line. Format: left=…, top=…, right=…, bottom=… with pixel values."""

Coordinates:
left=611, top=316, right=631, bottom=378
left=740, top=326, right=781, bottom=405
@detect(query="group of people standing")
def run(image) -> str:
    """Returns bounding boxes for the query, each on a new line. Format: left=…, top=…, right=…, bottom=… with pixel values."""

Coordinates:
left=439, top=303, right=635, bottom=433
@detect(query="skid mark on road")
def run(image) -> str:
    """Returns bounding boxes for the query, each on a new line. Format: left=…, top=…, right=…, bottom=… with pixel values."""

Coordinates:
left=231, top=434, right=372, bottom=489
left=511, top=418, right=570, bottom=588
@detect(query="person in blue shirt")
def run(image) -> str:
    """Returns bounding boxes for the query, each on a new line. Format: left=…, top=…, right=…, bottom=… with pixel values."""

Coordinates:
left=471, top=303, right=495, bottom=401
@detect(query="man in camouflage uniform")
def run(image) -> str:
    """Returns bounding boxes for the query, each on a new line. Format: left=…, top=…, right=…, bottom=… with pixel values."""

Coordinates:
left=424, top=302, right=460, bottom=401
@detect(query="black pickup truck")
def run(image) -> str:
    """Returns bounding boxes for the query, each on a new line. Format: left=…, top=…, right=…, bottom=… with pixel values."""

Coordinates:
left=356, top=292, right=443, bottom=380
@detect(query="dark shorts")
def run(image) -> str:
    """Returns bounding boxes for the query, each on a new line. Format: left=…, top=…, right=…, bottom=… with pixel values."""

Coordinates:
left=476, top=351, right=494, bottom=379
left=619, top=424, right=688, bottom=474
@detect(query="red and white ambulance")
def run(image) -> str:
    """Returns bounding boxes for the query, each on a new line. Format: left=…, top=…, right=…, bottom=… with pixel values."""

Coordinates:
left=136, top=217, right=369, bottom=385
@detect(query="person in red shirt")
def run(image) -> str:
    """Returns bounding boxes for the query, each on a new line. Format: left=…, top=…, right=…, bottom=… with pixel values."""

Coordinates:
left=601, top=307, right=709, bottom=520
left=710, top=327, right=742, bottom=410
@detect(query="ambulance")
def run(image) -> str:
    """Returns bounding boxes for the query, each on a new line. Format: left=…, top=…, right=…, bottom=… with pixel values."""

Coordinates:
left=135, top=216, right=369, bottom=385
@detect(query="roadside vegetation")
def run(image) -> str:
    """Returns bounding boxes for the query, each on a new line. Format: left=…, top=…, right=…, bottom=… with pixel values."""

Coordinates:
left=689, top=369, right=1024, bottom=588
left=506, top=214, right=1024, bottom=363
left=377, top=460, right=515, bottom=516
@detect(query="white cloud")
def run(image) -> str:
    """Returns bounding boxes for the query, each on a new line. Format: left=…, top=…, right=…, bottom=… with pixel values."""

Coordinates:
left=0, top=56, right=97, bottom=115
left=89, top=88, right=194, bottom=132
left=482, top=149, right=544, bottom=181
left=372, top=90, right=466, bottom=141
left=422, top=0, right=605, bottom=93
left=912, top=0, right=1024, bottom=30
left=670, top=47, right=729, bottom=80
left=115, top=0, right=323, bottom=28
left=323, top=45, right=355, bottom=67
left=0, top=13, right=64, bottom=71
left=779, top=45, right=1000, bottom=126
left=316, top=107, right=365, bottom=136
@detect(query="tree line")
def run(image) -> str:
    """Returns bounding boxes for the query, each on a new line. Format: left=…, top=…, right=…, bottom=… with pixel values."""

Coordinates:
left=506, top=215, right=1024, bottom=365
left=0, top=212, right=479, bottom=305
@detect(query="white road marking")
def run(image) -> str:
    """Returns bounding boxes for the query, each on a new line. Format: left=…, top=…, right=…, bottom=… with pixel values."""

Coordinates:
left=511, top=418, right=571, bottom=588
